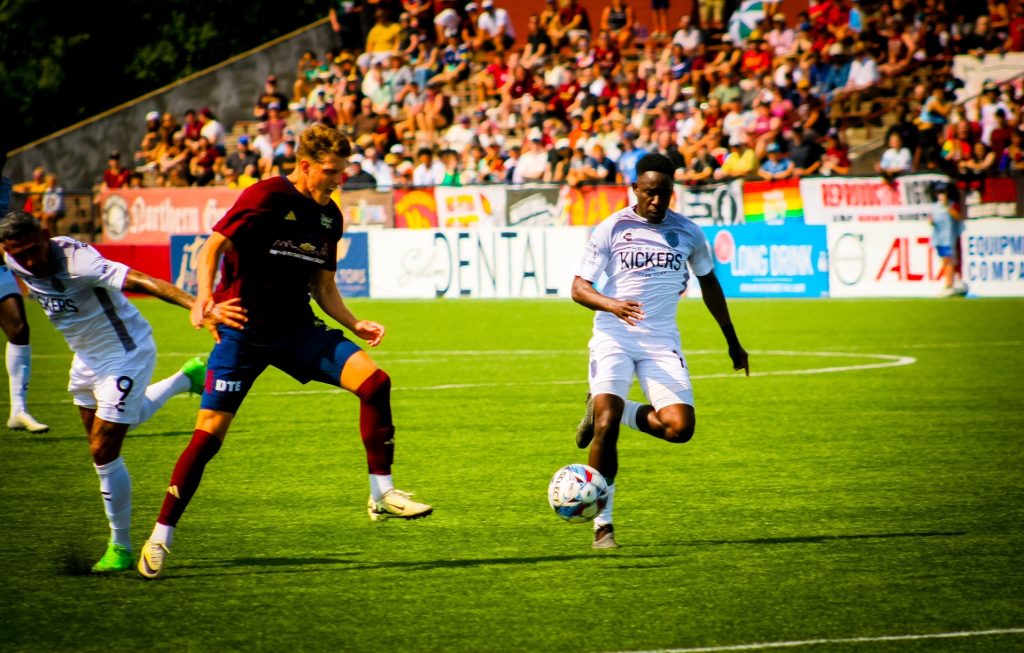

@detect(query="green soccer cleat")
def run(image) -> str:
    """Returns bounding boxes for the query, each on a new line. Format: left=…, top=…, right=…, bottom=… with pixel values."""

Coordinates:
left=137, top=539, right=170, bottom=579
left=180, top=357, right=207, bottom=396
left=92, top=542, right=134, bottom=573
left=367, top=489, right=434, bottom=521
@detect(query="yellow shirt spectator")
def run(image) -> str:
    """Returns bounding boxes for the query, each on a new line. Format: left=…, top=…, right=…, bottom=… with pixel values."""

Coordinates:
left=366, top=21, right=402, bottom=53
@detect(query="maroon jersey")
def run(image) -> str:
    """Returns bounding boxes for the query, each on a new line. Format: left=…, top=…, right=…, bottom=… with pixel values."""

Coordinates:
left=212, top=176, right=343, bottom=334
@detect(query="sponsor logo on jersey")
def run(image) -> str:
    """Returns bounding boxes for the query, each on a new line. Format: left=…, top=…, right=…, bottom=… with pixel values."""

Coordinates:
left=269, top=239, right=328, bottom=264
left=320, top=214, right=333, bottom=228
left=284, top=211, right=297, bottom=221
left=617, top=249, right=684, bottom=271
left=36, top=295, right=79, bottom=314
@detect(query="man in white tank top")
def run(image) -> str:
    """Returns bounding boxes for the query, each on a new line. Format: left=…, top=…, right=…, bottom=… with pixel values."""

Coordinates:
left=0, top=210, right=246, bottom=574
left=571, top=153, right=749, bottom=549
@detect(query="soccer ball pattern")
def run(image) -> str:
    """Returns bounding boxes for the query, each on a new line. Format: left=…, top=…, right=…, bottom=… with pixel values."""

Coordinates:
left=548, top=464, right=609, bottom=523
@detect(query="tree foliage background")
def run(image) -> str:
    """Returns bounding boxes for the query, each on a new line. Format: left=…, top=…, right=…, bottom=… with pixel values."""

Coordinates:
left=0, top=0, right=325, bottom=158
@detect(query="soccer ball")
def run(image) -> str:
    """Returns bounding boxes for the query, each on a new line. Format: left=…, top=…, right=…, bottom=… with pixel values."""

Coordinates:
left=548, top=464, right=609, bottom=523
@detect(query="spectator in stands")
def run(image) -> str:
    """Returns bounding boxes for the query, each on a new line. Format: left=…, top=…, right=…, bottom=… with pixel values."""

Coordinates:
left=1006, top=3, right=1024, bottom=51
left=236, top=163, right=260, bottom=189
left=977, top=85, right=1013, bottom=145
left=548, top=0, right=591, bottom=48
left=700, top=0, right=725, bottom=30
left=512, top=134, right=549, bottom=183
left=822, top=43, right=851, bottom=95
left=987, top=110, right=1014, bottom=162
left=181, top=109, right=202, bottom=152
left=294, top=50, right=320, bottom=103
left=941, top=120, right=974, bottom=170
left=615, top=131, right=647, bottom=184
left=39, top=174, right=64, bottom=234
left=958, top=141, right=997, bottom=186
left=717, top=135, right=757, bottom=179
left=433, top=2, right=462, bottom=43
left=476, top=0, right=515, bottom=52
left=961, top=15, right=1002, bottom=54
left=143, top=111, right=161, bottom=140
left=767, top=14, right=796, bottom=58
left=255, top=75, right=290, bottom=121
left=671, top=14, right=701, bottom=55
left=998, top=130, right=1024, bottom=173
left=758, top=141, right=794, bottom=180
left=362, top=147, right=395, bottom=187
left=412, top=147, right=445, bottom=185
left=877, top=131, right=913, bottom=178
left=819, top=128, right=851, bottom=175
left=878, top=20, right=917, bottom=77
left=101, top=153, right=131, bottom=191
left=189, top=136, right=220, bottom=186
left=361, top=8, right=402, bottom=69
left=270, top=138, right=297, bottom=176
left=344, top=154, right=378, bottom=189
left=680, top=141, right=720, bottom=185
left=14, top=167, right=47, bottom=217
left=198, top=108, right=226, bottom=154
left=520, top=14, right=553, bottom=69
left=785, top=126, right=824, bottom=176
left=600, top=0, right=634, bottom=48
left=225, top=136, right=260, bottom=180
left=329, top=0, right=366, bottom=50
left=428, top=29, right=471, bottom=87
left=742, top=39, right=773, bottom=79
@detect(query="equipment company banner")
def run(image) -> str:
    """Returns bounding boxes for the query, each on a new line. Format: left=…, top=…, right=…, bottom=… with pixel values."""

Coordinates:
left=801, top=174, right=945, bottom=224
left=703, top=222, right=829, bottom=297
left=367, top=227, right=588, bottom=298
left=961, top=218, right=1024, bottom=297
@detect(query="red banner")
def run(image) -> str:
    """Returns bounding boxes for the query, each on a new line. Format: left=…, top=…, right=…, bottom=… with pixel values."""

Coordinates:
left=392, top=188, right=439, bottom=228
left=559, top=185, right=629, bottom=226
left=98, top=188, right=241, bottom=244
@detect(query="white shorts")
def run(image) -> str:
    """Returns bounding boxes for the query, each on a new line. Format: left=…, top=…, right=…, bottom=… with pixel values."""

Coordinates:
left=68, top=338, right=157, bottom=424
left=587, top=331, right=694, bottom=410
left=0, top=265, right=20, bottom=300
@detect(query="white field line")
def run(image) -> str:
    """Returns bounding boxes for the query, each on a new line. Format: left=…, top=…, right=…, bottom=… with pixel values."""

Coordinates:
left=602, top=627, right=1024, bottom=653
left=24, top=350, right=916, bottom=402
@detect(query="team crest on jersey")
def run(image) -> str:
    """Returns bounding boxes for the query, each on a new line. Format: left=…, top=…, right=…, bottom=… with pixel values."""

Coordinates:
left=665, top=231, right=679, bottom=248
left=623, top=231, right=633, bottom=241
left=320, top=214, right=332, bottom=228
left=283, top=211, right=297, bottom=221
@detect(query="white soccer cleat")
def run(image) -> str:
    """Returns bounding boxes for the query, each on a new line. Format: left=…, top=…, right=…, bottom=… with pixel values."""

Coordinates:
left=137, top=539, right=170, bottom=579
left=367, top=489, right=433, bottom=521
left=593, top=524, right=619, bottom=549
left=7, top=412, right=49, bottom=433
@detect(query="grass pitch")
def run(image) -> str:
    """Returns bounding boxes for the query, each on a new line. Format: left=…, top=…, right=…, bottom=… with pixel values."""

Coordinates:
left=0, top=297, right=1021, bottom=653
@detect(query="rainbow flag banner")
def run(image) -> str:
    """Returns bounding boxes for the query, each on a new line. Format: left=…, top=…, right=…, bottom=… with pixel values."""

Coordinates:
left=742, top=179, right=804, bottom=223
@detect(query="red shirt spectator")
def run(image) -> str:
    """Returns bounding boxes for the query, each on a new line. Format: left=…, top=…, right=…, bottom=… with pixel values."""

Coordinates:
left=102, top=153, right=131, bottom=190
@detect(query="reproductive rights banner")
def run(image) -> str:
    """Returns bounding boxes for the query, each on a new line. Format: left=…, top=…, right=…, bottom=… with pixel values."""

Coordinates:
left=800, top=174, right=945, bottom=224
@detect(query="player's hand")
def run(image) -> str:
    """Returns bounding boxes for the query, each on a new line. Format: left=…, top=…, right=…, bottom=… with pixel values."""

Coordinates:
left=610, top=299, right=644, bottom=326
left=729, top=343, right=749, bottom=376
left=353, top=320, right=385, bottom=347
left=190, top=296, right=215, bottom=330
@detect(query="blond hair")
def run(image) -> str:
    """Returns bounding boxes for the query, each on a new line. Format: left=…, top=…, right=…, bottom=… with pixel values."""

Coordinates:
left=295, top=123, right=352, bottom=163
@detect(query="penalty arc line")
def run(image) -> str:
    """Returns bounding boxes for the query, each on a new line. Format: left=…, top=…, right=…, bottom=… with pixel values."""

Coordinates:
left=602, top=626, right=1024, bottom=653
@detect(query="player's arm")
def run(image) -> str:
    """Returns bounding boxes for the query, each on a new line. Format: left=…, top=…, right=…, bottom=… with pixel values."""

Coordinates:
left=696, top=270, right=749, bottom=375
left=189, top=231, right=234, bottom=330
left=309, top=268, right=384, bottom=347
left=571, top=276, right=645, bottom=326
left=123, top=268, right=246, bottom=342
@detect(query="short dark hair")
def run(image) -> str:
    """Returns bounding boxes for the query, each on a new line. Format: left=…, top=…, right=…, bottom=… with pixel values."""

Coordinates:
left=636, top=153, right=676, bottom=178
left=0, top=210, right=42, bottom=242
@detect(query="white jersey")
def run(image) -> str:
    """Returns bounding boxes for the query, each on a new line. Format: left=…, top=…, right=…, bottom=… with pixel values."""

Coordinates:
left=5, top=237, right=153, bottom=370
left=576, top=207, right=714, bottom=339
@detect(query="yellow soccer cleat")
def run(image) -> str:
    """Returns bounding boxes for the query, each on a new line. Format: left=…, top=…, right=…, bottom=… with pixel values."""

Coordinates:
left=137, top=539, right=170, bottom=579
left=367, top=489, right=433, bottom=521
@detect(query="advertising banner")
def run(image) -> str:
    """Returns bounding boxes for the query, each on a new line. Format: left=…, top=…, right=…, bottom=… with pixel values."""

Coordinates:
left=703, top=223, right=829, bottom=297
left=959, top=178, right=1022, bottom=219
left=962, top=218, right=1024, bottom=297
left=169, top=234, right=210, bottom=295
left=368, top=227, right=588, bottom=298
left=801, top=174, right=945, bottom=224
left=742, top=179, right=803, bottom=223
left=434, top=185, right=507, bottom=227
left=507, top=186, right=564, bottom=227
left=826, top=221, right=948, bottom=297
left=336, top=232, right=370, bottom=297
left=393, top=188, right=439, bottom=228
left=333, top=188, right=394, bottom=228
left=672, top=181, right=745, bottom=225
left=560, top=185, right=629, bottom=226
left=100, top=188, right=240, bottom=244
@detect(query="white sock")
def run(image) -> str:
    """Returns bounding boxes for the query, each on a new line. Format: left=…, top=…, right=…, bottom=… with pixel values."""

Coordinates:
left=621, top=400, right=643, bottom=430
left=6, top=343, right=30, bottom=417
left=95, top=456, right=132, bottom=548
left=135, top=372, right=191, bottom=425
left=150, top=522, right=175, bottom=548
left=369, top=474, right=394, bottom=502
left=594, top=483, right=615, bottom=529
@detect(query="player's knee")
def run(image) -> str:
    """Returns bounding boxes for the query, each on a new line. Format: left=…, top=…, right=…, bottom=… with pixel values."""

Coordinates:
left=593, top=413, right=620, bottom=442
left=6, top=320, right=29, bottom=345
left=354, top=368, right=390, bottom=402
left=663, top=423, right=695, bottom=444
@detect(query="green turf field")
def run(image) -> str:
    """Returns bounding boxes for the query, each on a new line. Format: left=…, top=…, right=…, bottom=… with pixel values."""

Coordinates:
left=0, top=297, right=1021, bottom=653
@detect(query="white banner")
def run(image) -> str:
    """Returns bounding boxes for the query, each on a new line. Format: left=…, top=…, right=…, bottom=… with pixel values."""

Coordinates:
left=801, top=175, right=946, bottom=224
left=434, top=186, right=507, bottom=228
left=826, top=222, right=947, bottom=297
left=952, top=54, right=1024, bottom=104
left=368, top=227, right=589, bottom=298
left=962, top=219, right=1024, bottom=297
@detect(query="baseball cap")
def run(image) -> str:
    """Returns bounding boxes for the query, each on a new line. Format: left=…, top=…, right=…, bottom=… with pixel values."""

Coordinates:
left=766, top=142, right=781, bottom=153
left=266, top=74, right=277, bottom=83
left=238, top=135, right=250, bottom=145
left=445, top=27, right=458, bottom=37
left=482, top=0, right=493, bottom=7
left=797, top=79, right=811, bottom=89
left=145, top=111, right=160, bottom=121
left=349, top=153, right=364, bottom=164
left=269, top=101, right=282, bottom=110
left=466, top=2, right=478, bottom=10
left=390, top=143, right=406, bottom=155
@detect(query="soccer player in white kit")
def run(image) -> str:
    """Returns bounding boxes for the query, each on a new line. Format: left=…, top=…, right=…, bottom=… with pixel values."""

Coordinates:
left=0, top=211, right=246, bottom=573
left=571, top=154, right=749, bottom=549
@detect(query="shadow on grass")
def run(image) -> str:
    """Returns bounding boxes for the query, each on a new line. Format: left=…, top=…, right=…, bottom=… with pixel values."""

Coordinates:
left=155, top=552, right=670, bottom=580
left=22, top=430, right=196, bottom=444
left=678, top=531, right=968, bottom=546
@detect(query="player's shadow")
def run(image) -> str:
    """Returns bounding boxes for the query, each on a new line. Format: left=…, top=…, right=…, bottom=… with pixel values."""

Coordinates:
left=680, top=531, right=967, bottom=546
left=156, top=552, right=666, bottom=580
left=22, top=430, right=195, bottom=443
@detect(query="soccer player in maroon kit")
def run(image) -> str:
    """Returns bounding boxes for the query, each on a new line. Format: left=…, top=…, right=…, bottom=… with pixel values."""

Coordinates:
left=138, top=124, right=432, bottom=579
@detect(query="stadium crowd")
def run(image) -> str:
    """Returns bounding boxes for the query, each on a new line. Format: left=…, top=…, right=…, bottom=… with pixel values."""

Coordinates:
left=12, top=0, right=1024, bottom=205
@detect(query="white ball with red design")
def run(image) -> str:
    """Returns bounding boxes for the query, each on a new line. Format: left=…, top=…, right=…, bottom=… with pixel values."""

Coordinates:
left=547, top=464, right=609, bottom=523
